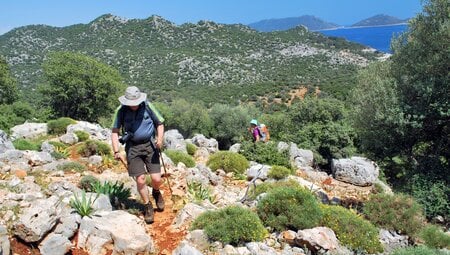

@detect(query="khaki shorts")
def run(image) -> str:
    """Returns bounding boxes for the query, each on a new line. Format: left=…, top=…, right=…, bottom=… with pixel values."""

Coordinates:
left=125, top=140, right=160, bottom=176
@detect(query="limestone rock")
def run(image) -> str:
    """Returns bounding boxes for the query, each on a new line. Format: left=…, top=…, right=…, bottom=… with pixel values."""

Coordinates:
left=10, top=122, right=47, bottom=140
left=164, top=129, right=187, bottom=152
left=379, top=229, right=408, bottom=254
left=246, top=163, right=271, bottom=181
left=67, top=121, right=110, bottom=141
left=0, top=224, right=10, bottom=255
left=172, top=203, right=207, bottom=229
left=77, top=210, right=153, bottom=255
left=192, top=134, right=218, bottom=153
left=331, top=157, right=379, bottom=186
left=59, top=133, right=78, bottom=145
left=0, top=130, right=14, bottom=154
left=39, top=233, right=72, bottom=255
left=295, top=227, right=338, bottom=252
left=289, top=143, right=313, bottom=168
left=229, top=143, right=241, bottom=153
left=13, top=196, right=62, bottom=242
left=173, top=241, right=204, bottom=255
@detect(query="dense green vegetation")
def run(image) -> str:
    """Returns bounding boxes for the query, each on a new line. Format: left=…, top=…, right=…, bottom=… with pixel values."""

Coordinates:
left=0, top=0, right=447, bottom=225
left=41, top=52, right=126, bottom=122
left=0, top=14, right=379, bottom=106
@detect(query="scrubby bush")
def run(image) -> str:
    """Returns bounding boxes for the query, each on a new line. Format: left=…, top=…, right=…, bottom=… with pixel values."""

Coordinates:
left=79, top=175, right=99, bottom=191
left=240, top=141, right=290, bottom=168
left=74, top=130, right=90, bottom=142
left=268, top=165, right=293, bottom=180
left=191, top=206, right=267, bottom=245
left=12, top=138, right=41, bottom=151
left=391, top=246, right=448, bottom=255
left=207, top=151, right=249, bottom=175
left=249, top=179, right=302, bottom=200
left=410, top=175, right=450, bottom=220
left=321, top=204, right=383, bottom=253
left=78, top=140, right=112, bottom=157
left=186, top=143, right=197, bottom=156
left=56, top=161, right=86, bottom=173
left=419, top=224, right=450, bottom=249
left=165, top=150, right=195, bottom=167
left=257, top=186, right=322, bottom=231
left=363, top=193, right=425, bottom=237
left=47, top=117, right=76, bottom=135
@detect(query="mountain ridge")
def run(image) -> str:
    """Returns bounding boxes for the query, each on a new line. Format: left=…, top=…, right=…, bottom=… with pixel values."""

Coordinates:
left=248, top=15, right=339, bottom=32
left=0, top=14, right=382, bottom=104
left=351, top=14, right=408, bottom=27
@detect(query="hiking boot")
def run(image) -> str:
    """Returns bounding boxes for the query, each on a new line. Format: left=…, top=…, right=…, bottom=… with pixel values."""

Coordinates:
left=144, top=202, right=154, bottom=224
left=152, top=189, right=165, bottom=212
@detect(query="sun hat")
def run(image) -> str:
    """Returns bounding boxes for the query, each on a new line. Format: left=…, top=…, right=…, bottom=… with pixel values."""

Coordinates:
left=118, top=86, right=147, bottom=106
left=250, top=119, right=258, bottom=125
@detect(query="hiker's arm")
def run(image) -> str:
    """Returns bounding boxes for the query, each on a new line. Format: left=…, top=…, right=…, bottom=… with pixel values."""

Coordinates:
left=111, top=128, right=121, bottom=159
left=155, top=124, right=164, bottom=149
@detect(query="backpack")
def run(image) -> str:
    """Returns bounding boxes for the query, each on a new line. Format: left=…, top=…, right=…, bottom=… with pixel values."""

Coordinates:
left=259, top=124, right=270, bottom=142
left=118, top=101, right=155, bottom=137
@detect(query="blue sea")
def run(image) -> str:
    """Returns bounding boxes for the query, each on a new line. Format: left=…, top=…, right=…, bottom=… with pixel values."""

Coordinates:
left=318, top=24, right=408, bottom=53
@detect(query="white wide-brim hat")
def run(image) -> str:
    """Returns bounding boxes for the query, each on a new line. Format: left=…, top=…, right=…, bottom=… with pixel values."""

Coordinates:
left=119, top=86, right=147, bottom=106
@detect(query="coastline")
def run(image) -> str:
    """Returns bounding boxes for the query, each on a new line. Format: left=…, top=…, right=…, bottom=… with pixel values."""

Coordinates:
left=315, top=23, right=408, bottom=32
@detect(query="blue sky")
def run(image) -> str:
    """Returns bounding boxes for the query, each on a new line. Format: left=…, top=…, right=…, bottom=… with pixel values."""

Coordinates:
left=1, top=0, right=423, bottom=35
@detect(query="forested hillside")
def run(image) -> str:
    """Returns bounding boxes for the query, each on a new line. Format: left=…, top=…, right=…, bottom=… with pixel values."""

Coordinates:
left=0, top=14, right=381, bottom=104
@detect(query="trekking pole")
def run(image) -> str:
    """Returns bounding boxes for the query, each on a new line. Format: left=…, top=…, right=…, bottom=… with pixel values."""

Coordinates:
left=158, top=148, right=173, bottom=194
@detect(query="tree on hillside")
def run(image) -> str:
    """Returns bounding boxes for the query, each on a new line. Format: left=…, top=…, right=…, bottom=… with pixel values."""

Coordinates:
left=41, top=52, right=125, bottom=122
left=390, top=0, right=449, bottom=181
left=0, top=56, right=19, bottom=105
left=351, top=62, right=406, bottom=159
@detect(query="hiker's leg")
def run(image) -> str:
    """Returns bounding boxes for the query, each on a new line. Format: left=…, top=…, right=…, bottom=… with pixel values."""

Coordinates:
left=150, top=172, right=162, bottom=190
left=136, top=174, right=150, bottom=204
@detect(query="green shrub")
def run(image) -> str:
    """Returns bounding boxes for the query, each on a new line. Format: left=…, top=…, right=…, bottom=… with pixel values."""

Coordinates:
left=186, top=143, right=197, bottom=156
left=91, top=180, right=131, bottom=202
left=78, top=140, right=112, bottom=157
left=47, top=117, right=76, bottom=135
left=79, top=175, right=99, bottom=192
left=165, top=150, right=195, bottom=167
left=410, top=175, right=450, bottom=220
left=257, top=186, right=322, bottom=231
left=207, top=151, right=249, bottom=175
left=12, top=138, right=41, bottom=151
left=363, top=193, right=426, bottom=237
left=391, top=246, right=448, bottom=255
left=57, top=161, right=86, bottom=173
left=74, top=130, right=90, bottom=142
left=268, top=165, right=293, bottom=180
left=48, top=140, right=68, bottom=148
left=191, top=206, right=267, bottom=245
left=419, top=224, right=450, bottom=249
left=239, top=141, right=291, bottom=168
left=69, top=190, right=98, bottom=217
left=321, top=205, right=383, bottom=253
left=249, top=179, right=302, bottom=200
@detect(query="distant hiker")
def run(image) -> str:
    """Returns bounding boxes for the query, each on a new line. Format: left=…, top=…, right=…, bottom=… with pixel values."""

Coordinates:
left=259, top=123, right=270, bottom=142
left=111, top=86, right=165, bottom=224
left=249, top=119, right=261, bottom=142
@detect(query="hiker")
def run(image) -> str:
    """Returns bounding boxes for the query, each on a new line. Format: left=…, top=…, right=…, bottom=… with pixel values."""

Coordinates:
left=111, top=86, right=165, bottom=224
left=259, top=123, right=270, bottom=142
left=249, top=119, right=261, bottom=142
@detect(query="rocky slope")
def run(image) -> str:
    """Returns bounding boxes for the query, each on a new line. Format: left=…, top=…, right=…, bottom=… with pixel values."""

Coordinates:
left=0, top=120, right=417, bottom=255
left=0, top=14, right=383, bottom=104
